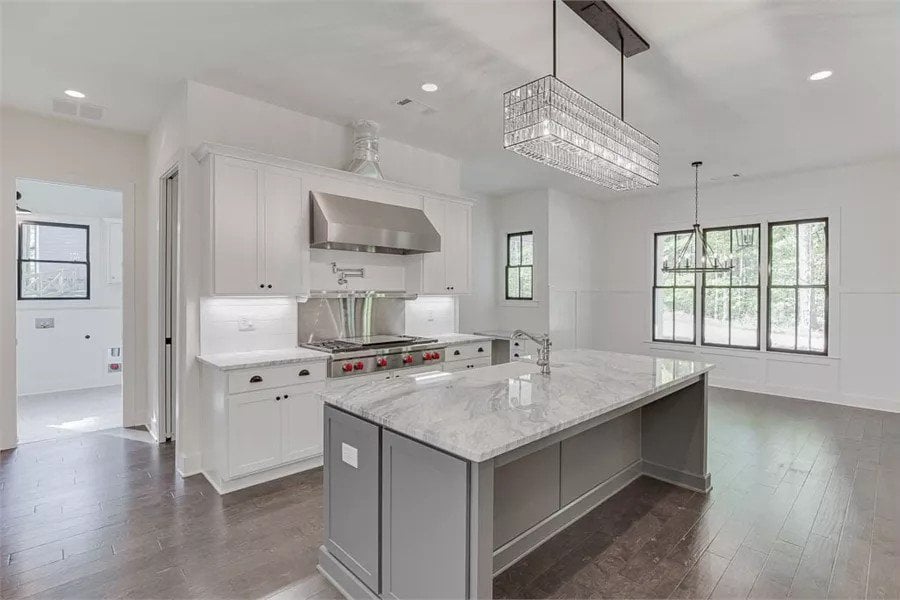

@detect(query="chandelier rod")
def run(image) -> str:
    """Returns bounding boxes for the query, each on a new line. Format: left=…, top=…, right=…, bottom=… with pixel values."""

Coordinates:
left=552, top=1, right=557, bottom=78
left=619, top=28, right=624, bottom=120
left=692, top=161, right=702, bottom=226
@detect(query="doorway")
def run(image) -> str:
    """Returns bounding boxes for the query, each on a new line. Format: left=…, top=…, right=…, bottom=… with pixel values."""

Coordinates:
left=155, top=169, right=178, bottom=442
left=14, top=179, right=125, bottom=443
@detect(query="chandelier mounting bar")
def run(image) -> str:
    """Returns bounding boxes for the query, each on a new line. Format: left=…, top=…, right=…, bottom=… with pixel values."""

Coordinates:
left=563, top=1, right=650, bottom=57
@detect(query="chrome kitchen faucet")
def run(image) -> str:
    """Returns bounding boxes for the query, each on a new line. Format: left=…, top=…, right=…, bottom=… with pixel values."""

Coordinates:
left=511, top=330, right=551, bottom=375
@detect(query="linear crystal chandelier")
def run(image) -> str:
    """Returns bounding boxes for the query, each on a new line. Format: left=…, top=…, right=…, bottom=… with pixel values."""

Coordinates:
left=503, top=1, right=659, bottom=191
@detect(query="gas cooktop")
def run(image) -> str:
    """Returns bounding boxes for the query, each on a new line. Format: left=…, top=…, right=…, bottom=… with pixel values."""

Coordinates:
left=301, top=335, right=438, bottom=354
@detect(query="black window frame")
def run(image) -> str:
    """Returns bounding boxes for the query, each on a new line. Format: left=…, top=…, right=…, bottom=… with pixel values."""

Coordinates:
left=505, top=231, right=534, bottom=301
left=17, top=220, right=91, bottom=301
left=701, top=223, right=761, bottom=350
left=766, top=217, right=829, bottom=355
left=652, top=229, right=696, bottom=344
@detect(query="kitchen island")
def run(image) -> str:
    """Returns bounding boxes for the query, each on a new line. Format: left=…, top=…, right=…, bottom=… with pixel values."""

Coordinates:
left=318, top=350, right=713, bottom=600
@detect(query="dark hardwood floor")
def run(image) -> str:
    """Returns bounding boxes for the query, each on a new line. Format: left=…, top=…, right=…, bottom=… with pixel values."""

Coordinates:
left=2, top=388, right=898, bottom=599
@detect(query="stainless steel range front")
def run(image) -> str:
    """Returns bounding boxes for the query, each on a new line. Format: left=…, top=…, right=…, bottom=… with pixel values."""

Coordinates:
left=298, top=294, right=446, bottom=378
left=301, top=334, right=445, bottom=378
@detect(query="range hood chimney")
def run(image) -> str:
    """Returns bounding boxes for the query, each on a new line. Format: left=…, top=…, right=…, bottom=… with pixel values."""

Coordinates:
left=344, top=119, right=384, bottom=179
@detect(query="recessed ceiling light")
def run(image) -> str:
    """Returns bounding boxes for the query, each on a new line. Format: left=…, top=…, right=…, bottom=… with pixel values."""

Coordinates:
left=420, top=83, right=438, bottom=93
left=808, top=70, right=833, bottom=81
left=64, top=89, right=86, bottom=98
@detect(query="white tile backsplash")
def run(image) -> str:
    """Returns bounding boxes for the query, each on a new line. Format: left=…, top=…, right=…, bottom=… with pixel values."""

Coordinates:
left=200, top=297, right=297, bottom=354
left=405, top=296, right=457, bottom=336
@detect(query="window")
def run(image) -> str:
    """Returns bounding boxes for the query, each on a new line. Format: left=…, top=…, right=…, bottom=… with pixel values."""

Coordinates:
left=702, top=225, right=760, bottom=348
left=653, top=230, right=695, bottom=343
left=767, top=218, right=828, bottom=354
left=18, top=221, right=90, bottom=300
left=506, top=231, right=533, bottom=300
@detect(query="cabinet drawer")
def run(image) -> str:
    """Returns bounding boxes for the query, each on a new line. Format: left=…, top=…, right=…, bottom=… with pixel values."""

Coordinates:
left=227, top=361, right=326, bottom=394
left=443, top=356, right=492, bottom=372
left=445, top=341, right=491, bottom=362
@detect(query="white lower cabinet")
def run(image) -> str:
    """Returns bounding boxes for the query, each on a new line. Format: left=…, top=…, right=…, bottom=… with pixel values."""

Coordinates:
left=201, top=360, right=327, bottom=494
left=281, top=389, right=325, bottom=464
left=443, top=342, right=493, bottom=372
left=228, top=389, right=283, bottom=478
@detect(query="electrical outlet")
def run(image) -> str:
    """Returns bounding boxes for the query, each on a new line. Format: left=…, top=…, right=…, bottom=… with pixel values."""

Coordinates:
left=238, top=318, right=255, bottom=332
left=427, top=310, right=434, bottom=322
left=35, top=318, right=55, bottom=329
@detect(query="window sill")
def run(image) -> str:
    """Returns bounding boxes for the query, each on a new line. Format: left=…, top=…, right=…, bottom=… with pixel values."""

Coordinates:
left=644, top=341, right=840, bottom=363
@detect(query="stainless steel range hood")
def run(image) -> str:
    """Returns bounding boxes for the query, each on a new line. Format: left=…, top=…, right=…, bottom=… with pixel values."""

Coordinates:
left=309, top=191, right=441, bottom=255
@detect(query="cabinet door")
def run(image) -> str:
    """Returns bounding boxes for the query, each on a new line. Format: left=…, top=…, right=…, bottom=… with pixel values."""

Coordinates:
left=263, top=166, right=305, bottom=296
left=227, top=389, right=282, bottom=478
left=281, top=386, right=324, bottom=463
left=420, top=196, right=446, bottom=294
left=443, top=201, right=471, bottom=294
left=213, top=156, right=263, bottom=295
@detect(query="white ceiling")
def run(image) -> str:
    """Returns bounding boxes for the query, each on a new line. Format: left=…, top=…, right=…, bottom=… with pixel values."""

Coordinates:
left=3, top=1, right=898, bottom=199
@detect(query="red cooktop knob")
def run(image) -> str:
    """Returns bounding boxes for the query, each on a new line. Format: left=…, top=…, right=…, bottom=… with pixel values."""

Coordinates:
left=354, top=361, right=364, bottom=371
left=432, top=351, right=440, bottom=360
left=423, top=352, right=432, bottom=360
left=376, top=358, right=388, bottom=367
left=341, top=363, right=353, bottom=373
left=403, top=355, right=413, bottom=364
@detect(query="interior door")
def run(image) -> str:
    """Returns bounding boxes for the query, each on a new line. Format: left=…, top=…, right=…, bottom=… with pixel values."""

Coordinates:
left=159, top=171, right=178, bottom=442
left=443, top=201, right=471, bottom=294
left=213, top=156, right=262, bottom=294
left=263, top=166, right=304, bottom=296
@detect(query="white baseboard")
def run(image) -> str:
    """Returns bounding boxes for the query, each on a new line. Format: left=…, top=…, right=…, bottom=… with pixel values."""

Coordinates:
left=201, top=454, right=323, bottom=495
left=177, top=451, right=202, bottom=477
left=711, top=379, right=900, bottom=414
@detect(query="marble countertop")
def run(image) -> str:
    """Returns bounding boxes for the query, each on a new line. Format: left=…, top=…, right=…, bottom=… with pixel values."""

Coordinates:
left=322, top=349, right=713, bottom=462
left=197, top=347, right=330, bottom=370
left=432, top=333, right=496, bottom=346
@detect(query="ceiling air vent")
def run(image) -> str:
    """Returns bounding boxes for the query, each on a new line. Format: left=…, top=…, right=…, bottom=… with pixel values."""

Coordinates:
left=395, top=97, right=436, bottom=116
left=52, top=98, right=78, bottom=116
left=78, top=103, right=104, bottom=120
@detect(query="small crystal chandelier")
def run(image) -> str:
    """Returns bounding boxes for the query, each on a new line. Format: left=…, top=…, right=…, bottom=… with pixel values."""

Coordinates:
left=502, top=1, right=659, bottom=191
left=662, top=162, right=733, bottom=274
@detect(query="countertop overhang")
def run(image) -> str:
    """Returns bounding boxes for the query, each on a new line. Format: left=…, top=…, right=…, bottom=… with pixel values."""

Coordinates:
left=322, top=349, right=714, bottom=462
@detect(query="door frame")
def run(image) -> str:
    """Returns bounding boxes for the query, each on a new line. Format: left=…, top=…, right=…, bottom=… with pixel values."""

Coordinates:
left=3, top=175, right=140, bottom=447
left=156, top=164, right=179, bottom=442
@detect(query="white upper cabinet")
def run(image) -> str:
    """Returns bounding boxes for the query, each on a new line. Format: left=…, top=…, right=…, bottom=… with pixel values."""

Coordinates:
left=419, top=196, right=471, bottom=294
left=208, top=155, right=305, bottom=296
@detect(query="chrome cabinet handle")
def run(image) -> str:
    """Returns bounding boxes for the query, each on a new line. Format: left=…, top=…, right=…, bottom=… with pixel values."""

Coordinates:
left=250, top=375, right=263, bottom=383
left=298, top=369, right=310, bottom=377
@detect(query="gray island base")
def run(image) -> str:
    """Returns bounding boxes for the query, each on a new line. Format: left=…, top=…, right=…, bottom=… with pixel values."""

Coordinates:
left=317, top=350, right=713, bottom=599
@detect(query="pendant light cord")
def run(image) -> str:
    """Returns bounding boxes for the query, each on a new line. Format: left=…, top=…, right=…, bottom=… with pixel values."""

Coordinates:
left=694, top=163, right=700, bottom=226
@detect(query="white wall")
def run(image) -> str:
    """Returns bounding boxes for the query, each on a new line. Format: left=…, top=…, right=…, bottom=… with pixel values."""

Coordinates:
left=16, top=187, right=124, bottom=395
left=597, top=157, right=900, bottom=413
left=144, top=81, right=465, bottom=473
left=0, top=107, right=146, bottom=449
left=458, top=194, right=498, bottom=333
left=491, top=189, right=550, bottom=333
left=405, top=296, right=457, bottom=336
left=548, top=189, right=605, bottom=350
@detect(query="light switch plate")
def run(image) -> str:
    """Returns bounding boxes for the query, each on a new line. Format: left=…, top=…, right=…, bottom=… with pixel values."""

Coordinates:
left=35, top=318, right=55, bottom=329
left=341, top=442, right=358, bottom=469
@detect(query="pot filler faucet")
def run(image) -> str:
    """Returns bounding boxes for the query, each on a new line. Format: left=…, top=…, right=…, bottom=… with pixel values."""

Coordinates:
left=511, top=330, right=551, bottom=376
